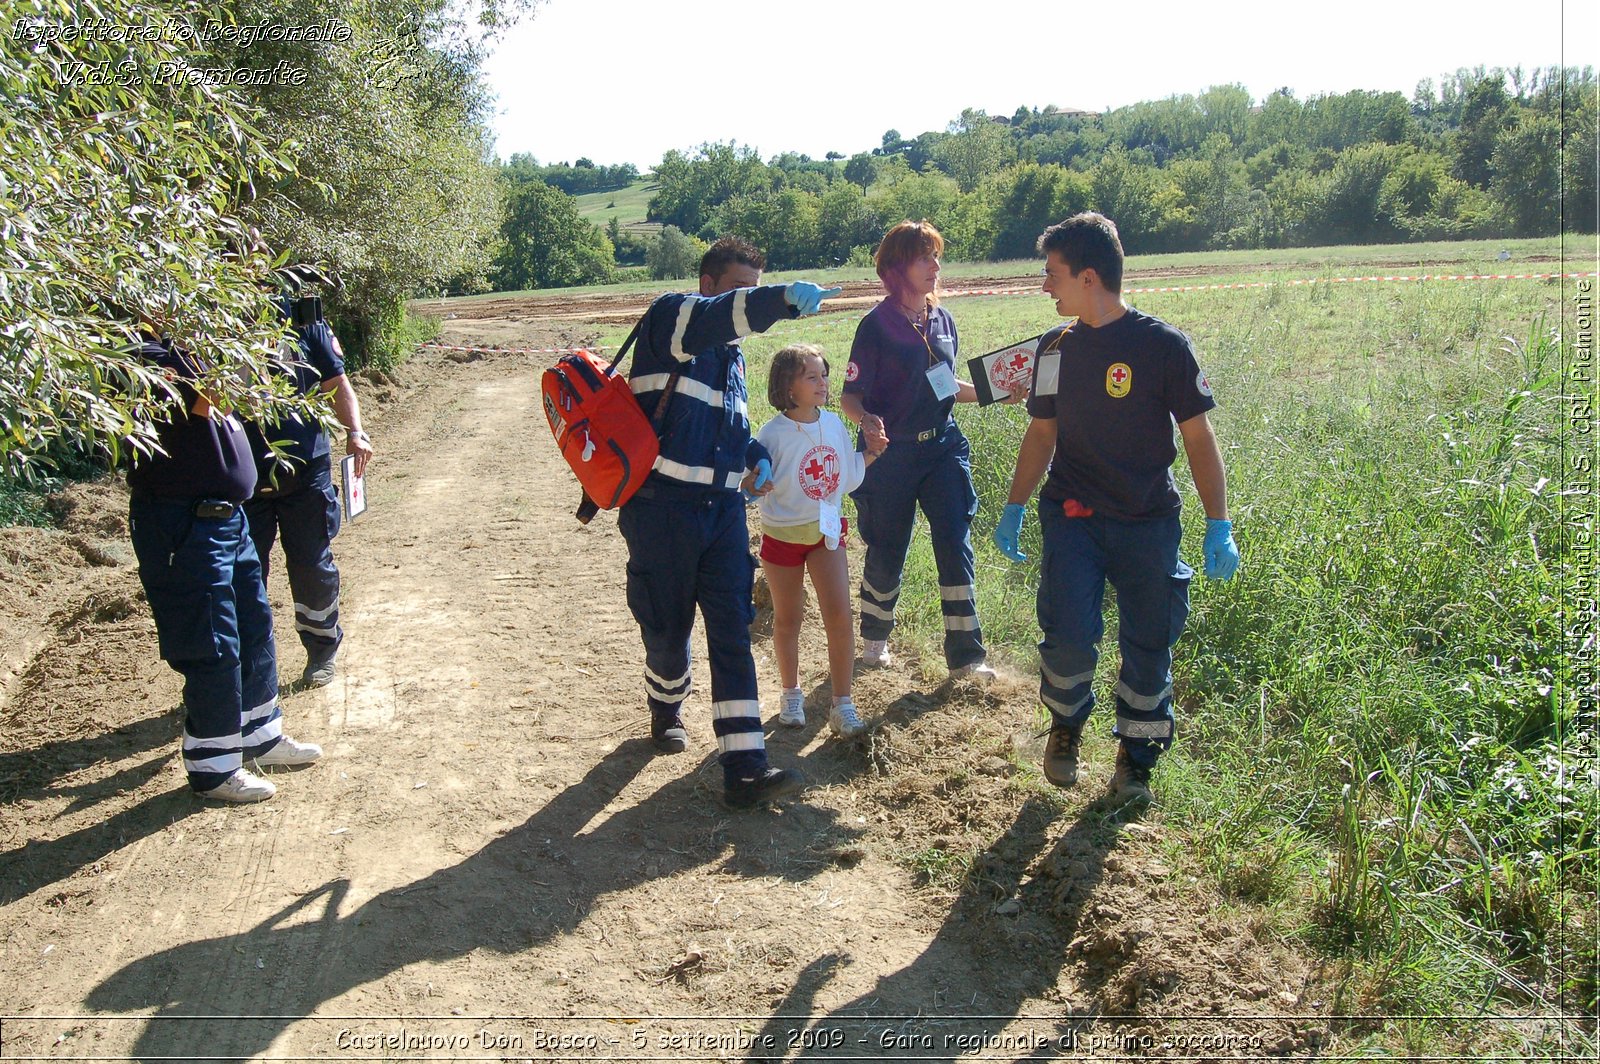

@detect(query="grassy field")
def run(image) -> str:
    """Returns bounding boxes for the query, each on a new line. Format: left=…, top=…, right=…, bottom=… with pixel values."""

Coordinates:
left=577, top=237, right=1597, bottom=1055
left=574, top=178, right=658, bottom=231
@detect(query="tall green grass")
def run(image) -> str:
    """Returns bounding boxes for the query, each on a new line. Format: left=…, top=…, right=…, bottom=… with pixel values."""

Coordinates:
left=706, top=265, right=1594, bottom=1053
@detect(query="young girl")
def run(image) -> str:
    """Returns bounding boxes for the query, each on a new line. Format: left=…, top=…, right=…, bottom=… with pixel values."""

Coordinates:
left=756, top=344, right=887, bottom=736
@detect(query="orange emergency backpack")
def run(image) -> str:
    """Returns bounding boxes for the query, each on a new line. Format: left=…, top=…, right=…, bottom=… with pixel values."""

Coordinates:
left=540, top=317, right=678, bottom=523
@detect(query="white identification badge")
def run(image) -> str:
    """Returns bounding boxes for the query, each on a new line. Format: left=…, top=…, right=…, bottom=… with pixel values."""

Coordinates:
left=1033, top=351, right=1061, bottom=397
left=926, top=362, right=958, bottom=401
left=819, top=498, right=842, bottom=550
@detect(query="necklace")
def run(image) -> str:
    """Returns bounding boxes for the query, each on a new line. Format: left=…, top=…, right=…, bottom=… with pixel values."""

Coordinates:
left=792, top=413, right=826, bottom=457
left=1080, top=304, right=1128, bottom=328
left=899, top=300, right=929, bottom=328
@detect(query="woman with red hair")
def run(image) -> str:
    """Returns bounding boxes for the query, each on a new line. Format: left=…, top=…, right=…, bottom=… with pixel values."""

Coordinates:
left=839, top=220, right=1001, bottom=681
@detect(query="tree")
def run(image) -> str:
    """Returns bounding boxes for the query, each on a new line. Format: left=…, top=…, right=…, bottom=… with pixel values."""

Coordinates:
left=980, top=164, right=1092, bottom=260
left=492, top=181, right=616, bottom=290
left=1490, top=110, right=1561, bottom=234
left=2, top=0, right=296, bottom=479
left=646, top=226, right=707, bottom=281
left=932, top=109, right=1015, bottom=192
left=1087, top=147, right=1163, bottom=251
left=213, top=0, right=523, bottom=367
left=844, top=152, right=878, bottom=190
left=1302, top=142, right=1407, bottom=244
left=1453, top=75, right=1512, bottom=187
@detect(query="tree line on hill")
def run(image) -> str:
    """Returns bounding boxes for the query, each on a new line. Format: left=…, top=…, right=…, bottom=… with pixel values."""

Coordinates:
left=490, top=67, right=1596, bottom=291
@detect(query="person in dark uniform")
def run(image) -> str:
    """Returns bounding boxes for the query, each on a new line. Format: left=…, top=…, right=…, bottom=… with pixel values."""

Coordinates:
left=840, top=220, right=1012, bottom=681
left=244, top=290, right=372, bottom=689
left=994, top=212, right=1239, bottom=803
left=128, top=335, right=325, bottom=802
left=620, top=236, right=839, bottom=809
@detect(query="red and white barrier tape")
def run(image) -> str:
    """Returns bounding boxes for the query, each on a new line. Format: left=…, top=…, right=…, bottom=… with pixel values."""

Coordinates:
left=421, top=271, right=1599, bottom=355
left=947, top=271, right=1598, bottom=298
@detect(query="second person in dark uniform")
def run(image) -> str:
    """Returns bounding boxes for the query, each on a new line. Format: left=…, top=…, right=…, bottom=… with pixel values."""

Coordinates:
left=244, top=291, right=372, bottom=689
left=841, top=220, right=1002, bottom=682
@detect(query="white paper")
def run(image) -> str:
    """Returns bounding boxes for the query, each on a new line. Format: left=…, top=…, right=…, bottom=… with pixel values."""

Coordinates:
left=926, top=362, right=959, bottom=401
left=819, top=498, right=842, bottom=550
left=341, top=455, right=368, bottom=519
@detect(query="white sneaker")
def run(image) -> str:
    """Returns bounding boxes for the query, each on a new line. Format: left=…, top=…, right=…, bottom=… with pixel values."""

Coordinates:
left=951, top=660, right=998, bottom=683
left=828, top=697, right=866, bottom=737
left=777, top=688, right=806, bottom=727
left=255, top=736, right=324, bottom=767
left=862, top=639, right=891, bottom=668
left=198, top=769, right=276, bottom=803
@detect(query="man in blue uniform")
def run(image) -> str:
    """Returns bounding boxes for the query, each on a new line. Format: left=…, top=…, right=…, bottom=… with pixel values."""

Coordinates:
left=994, top=213, right=1240, bottom=802
left=128, top=336, right=324, bottom=802
left=620, top=236, right=839, bottom=809
left=244, top=290, right=372, bottom=689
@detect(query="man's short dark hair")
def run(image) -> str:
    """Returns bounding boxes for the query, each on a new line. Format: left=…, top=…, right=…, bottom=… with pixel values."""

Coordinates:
left=700, top=236, right=765, bottom=282
left=1037, top=212, right=1124, bottom=294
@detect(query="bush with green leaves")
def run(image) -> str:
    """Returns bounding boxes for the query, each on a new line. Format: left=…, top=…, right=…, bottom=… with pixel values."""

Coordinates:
left=1, top=0, right=302, bottom=481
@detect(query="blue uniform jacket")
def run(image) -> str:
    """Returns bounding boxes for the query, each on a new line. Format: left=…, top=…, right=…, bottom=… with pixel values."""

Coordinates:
left=628, top=284, right=794, bottom=500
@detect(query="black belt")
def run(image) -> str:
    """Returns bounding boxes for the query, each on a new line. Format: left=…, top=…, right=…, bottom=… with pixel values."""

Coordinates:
left=192, top=499, right=239, bottom=519
left=131, top=491, right=240, bottom=519
left=914, top=427, right=939, bottom=443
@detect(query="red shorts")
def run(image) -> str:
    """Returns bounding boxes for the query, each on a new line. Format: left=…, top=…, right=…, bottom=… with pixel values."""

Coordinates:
left=759, top=520, right=849, bottom=567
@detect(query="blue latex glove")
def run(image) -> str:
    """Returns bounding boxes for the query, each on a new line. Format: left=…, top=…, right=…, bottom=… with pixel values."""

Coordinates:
left=994, top=502, right=1027, bottom=563
left=1203, top=517, right=1239, bottom=581
left=740, top=458, right=774, bottom=503
left=784, top=281, right=842, bottom=316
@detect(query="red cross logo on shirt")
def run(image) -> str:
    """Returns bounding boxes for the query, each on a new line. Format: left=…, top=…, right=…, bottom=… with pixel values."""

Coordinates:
left=798, top=445, right=840, bottom=500
left=1106, top=362, right=1133, bottom=398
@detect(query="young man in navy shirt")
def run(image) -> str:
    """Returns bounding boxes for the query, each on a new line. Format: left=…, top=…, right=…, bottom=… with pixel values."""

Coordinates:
left=994, top=213, right=1240, bottom=802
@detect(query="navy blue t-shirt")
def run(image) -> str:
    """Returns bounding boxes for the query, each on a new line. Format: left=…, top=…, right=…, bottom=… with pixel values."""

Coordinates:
left=1027, top=308, right=1216, bottom=521
left=126, top=340, right=258, bottom=502
left=246, top=307, right=345, bottom=478
left=843, top=301, right=959, bottom=440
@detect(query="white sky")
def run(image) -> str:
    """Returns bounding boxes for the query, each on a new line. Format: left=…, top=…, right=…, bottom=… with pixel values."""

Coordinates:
left=483, top=0, right=1596, bottom=170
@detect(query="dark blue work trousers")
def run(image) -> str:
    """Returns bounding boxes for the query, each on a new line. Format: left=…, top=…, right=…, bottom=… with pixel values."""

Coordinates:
left=618, top=491, right=767, bottom=782
left=129, top=496, right=284, bottom=791
left=244, top=452, right=342, bottom=663
left=1036, top=502, right=1193, bottom=767
left=852, top=426, right=986, bottom=670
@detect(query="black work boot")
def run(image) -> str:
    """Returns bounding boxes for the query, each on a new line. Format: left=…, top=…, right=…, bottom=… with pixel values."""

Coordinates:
left=1042, top=721, right=1082, bottom=788
left=651, top=708, right=688, bottom=753
left=724, top=767, right=804, bottom=810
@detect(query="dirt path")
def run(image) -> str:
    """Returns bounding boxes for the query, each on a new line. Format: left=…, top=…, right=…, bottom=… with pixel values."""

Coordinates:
left=0, top=312, right=1329, bottom=1060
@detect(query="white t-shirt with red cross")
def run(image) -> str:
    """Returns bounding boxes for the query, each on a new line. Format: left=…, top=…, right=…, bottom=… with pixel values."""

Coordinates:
left=755, top=410, right=868, bottom=543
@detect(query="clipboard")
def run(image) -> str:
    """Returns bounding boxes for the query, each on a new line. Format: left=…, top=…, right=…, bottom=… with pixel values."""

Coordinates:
left=966, top=335, right=1042, bottom=406
left=340, top=454, right=368, bottom=519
